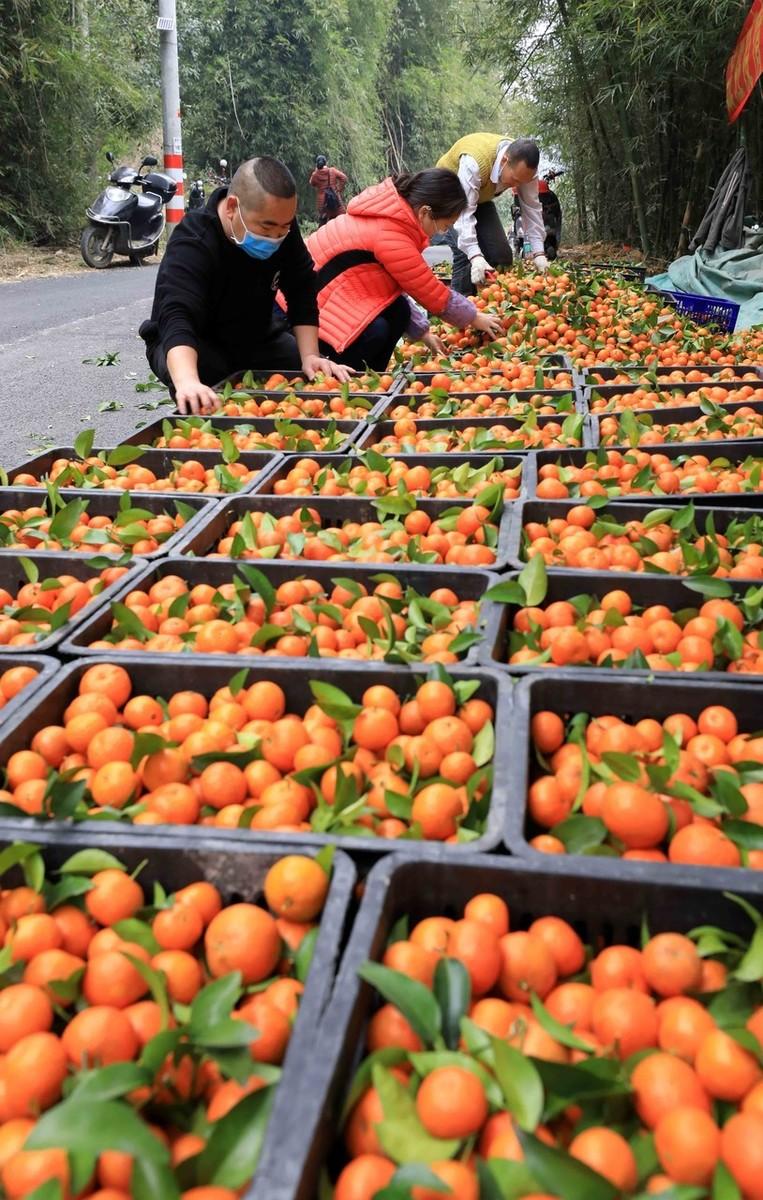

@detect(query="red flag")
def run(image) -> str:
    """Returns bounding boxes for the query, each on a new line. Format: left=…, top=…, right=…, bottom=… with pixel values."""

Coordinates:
left=726, top=0, right=763, bottom=122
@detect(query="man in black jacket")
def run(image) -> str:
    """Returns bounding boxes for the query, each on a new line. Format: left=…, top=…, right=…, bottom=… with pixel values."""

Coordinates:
left=140, top=156, right=351, bottom=413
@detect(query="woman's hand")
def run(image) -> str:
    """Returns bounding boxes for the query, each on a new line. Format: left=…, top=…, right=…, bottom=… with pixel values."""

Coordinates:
left=472, top=311, right=504, bottom=340
left=421, top=330, right=447, bottom=357
left=174, top=379, right=220, bottom=415
left=302, top=354, right=355, bottom=383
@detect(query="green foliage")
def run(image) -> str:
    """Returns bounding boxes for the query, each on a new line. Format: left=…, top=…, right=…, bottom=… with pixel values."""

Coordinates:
left=177, top=0, right=504, bottom=217
left=468, top=0, right=763, bottom=257
left=0, top=0, right=158, bottom=243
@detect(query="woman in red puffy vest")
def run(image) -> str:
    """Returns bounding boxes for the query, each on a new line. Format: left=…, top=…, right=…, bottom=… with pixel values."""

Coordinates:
left=305, top=169, right=503, bottom=371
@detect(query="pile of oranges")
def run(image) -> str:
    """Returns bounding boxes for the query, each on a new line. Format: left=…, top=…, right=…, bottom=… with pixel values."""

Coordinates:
left=528, top=703, right=761, bottom=867
left=0, top=501, right=190, bottom=556
left=588, top=383, right=763, bottom=413
left=388, top=390, right=578, bottom=420
left=152, top=419, right=349, bottom=454
left=535, top=448, right=763, bottom=500
left=522, top=502, right=763, bottom=577
left=333, top=889, right=763, bottom=1199
left=598, top=405, right=763, bottom=447
left=0, top=841, right=332, bottom=1198
left=506, top=584, right=763, bottom=674
left=0, top=566, right=129, bottom=647
left=210, top=503, right=499, bottom=567
left=88, top=570, right=482, bottom=664
left=229, top=371, right=394, bottom=393
left=0, top=664, right=495, bottom=840
left=399, top=365, right=576, bottom=390
left=267, top=455, right=522, bottom=501
left=217, top=393, right=376, bottom=419
left=373, top=416, right=584, bottom=455
left=13, top=455, right=265, bottom=496
left=588, top=367, right=763, bottom=386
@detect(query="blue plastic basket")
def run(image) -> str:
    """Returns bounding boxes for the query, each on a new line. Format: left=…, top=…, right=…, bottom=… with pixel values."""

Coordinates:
left=658, top=288, right=740, bottom=333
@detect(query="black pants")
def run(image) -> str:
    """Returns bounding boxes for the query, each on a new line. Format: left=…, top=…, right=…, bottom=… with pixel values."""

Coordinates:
left=320, top=295, right=410, bottom=372
left=445, top=200, right=513, bottom=295
left=139, top=320, right=301, bottom=395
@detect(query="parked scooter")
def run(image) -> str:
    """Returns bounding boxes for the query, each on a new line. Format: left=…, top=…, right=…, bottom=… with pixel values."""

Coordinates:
left=510, top=168, right=565, bottom=262
left=80, top=152, right=177, bottom=269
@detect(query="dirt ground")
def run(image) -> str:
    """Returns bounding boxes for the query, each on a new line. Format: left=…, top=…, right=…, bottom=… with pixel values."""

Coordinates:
left=0, top=242, right=88, bottom=282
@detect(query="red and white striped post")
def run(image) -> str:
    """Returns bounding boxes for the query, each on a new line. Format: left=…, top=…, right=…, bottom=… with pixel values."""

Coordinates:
left=157, top=0, right=184, bottom=224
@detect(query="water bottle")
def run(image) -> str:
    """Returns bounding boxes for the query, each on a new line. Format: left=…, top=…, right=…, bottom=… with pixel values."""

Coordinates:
left=522, top=237, right=532, bottom=261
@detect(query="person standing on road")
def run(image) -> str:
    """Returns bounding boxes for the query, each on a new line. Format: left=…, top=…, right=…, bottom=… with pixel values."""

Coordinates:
left=305, top=168, right=504, bottom=372
left=139, top=156, right=351, bottom=414
left=309, top=155, right=348, bottom=226
left=437, top=134, right=549, bottom=293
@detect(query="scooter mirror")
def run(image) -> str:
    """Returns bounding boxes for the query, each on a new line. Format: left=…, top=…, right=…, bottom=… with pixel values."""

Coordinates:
left=105, top=151, right=115, bottom=163
left=142, top=155, right=158, bottom=167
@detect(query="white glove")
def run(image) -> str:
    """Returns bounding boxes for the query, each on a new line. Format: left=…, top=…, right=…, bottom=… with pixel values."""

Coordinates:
left=470, top=255, right=491, bottom=285
left=533, top=255, right=549, bottom=273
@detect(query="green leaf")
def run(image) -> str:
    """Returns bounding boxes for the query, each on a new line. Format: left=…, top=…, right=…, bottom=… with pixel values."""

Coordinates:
left=530, top=993, right=598, bottom=1051
left=518, top=554, right=548, bottom=606
left=107, top=445, right=150, bottom=467
left=713, top=1160, right=743, bottom=1200
left=123, top=954, right=170, bottom=1028
left=132, top=1156, right=182, bottom=1200
left=518, top=1128, right=619, bottom=1200
left=682, top=576, right=734, bottom=599
left=341, top=1047, right=409, bottom=1123
left=733, top=921, right=763, bottom=982
left=433, top=957, right=471, bottom=1049
left=357, top=962, right=441, bottom=1047
left=196, top=1087, right=275, bottom=1187
left=58, top=849, right=125, bottom=876
left=376, top=1164, right=450, bottom=1199
left=110, top=601, right=151, bottom=642
left=111, top=919, right=160, bottom=956
left=373, top=1064, right=460, bottom=1164
left=131, top=731, right=172, bottom=769
left=550, top=814, right=607, bottom=854
left=70, top=1063, right=153, bottom=1103
left=473, top=720, right=495, bottom=768
left=74, top=429, right=95, bottom=459
left=310, top=679, right=362, bottom=720
left=600, top=751, right=642, bottom=781
left=190, top=972, right=243, bottom=1032
left=27, top=1099, right=170, bottom=1162
left=295, top=925, right=319, bottom=982
left=491, top=1038, right=544, bottom=1131
left=49, top=499, right=88, bottom=543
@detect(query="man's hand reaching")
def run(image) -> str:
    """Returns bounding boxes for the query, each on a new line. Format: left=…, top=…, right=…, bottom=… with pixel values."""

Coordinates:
left=174, top=379, right=220, bottom=415
left=302, top=354, right=355, bottom=384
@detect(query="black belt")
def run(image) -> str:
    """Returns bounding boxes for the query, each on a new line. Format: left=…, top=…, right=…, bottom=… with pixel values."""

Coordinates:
left=316, top=250, right=377, bottom=291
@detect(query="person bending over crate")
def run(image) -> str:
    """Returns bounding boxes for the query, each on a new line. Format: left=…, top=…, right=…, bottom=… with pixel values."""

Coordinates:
left=305, top=169, right=503, bottom=372
left=139, top=156, right=352, bottom=414
left=437, top=133, right=548, bottom=294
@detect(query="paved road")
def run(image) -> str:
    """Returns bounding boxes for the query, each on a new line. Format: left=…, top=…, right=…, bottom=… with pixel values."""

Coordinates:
left=0, top=265, right=160, bottom=467
left=0, top=244, right=453, bottom=469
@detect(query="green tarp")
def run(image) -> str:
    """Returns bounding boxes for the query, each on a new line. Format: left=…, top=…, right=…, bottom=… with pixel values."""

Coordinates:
left=646, top=241, right=763, bottom=331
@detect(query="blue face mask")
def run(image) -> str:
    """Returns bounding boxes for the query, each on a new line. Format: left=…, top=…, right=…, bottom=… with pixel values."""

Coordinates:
left=231, top=199, right=288, bottom=260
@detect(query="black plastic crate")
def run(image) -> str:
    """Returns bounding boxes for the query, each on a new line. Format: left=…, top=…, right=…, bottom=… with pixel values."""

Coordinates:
left=215, top=367, right=404, bottom=400
left=585, top=377, right=763, bottom=414
left=509, top=670, right=763, bottom=881
left=506, top=496, right=763, bottom=576
left=0, top=825, right=355, bottom=1200
left=528, top=440, right=763, bottom=508
left=395, top=350, right=573, bottom=374
left=590, top=399, right=763, bottom=448
left=60, top=556, right=498, bottom=665
left=356, top=412, right=593, bottom=455
left=580, top=364, right=763, bottom=385
left=247, top=451, right=529, bottom=503
left=261, top=851, right=763, bottom=1199
left=0, top=552, right=144, bottom=654
left=119, top=415, right=367, bottom=455
left=479, top=567, right=763, bottom=683
left=378, top=386, right=587, bottom=420
left=0, top=654, right=57, bottom=723
left=0, top=656, right=509, bottom=858
left=0, top=488, right=214, bottom=560
left=394, top=366, right=577, bottom=393
left=7, top=446, right=284, bottom=498
left=172, top=492, right=516, bottom=572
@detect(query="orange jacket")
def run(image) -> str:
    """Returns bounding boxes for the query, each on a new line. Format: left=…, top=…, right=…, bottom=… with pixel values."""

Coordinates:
left=305, top=178, right=451, bottom=352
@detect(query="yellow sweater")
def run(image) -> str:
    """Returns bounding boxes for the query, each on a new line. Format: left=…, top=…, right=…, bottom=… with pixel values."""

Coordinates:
left=437, top=133, right=508, bottom=203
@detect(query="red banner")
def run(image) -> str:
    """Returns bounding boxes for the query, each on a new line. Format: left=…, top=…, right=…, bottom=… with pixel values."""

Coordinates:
left=726, top=0, right=763, bottom=121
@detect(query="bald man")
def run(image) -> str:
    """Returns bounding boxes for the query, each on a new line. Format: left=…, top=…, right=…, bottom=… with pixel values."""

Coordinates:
left=140, top=155, right=351, bottom=413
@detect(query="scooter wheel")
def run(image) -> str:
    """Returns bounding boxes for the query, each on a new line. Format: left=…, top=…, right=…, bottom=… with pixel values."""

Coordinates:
left=80, top=224, right=114, bottom=269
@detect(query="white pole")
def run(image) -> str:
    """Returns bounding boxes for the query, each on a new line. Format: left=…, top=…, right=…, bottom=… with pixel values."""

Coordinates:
left=158, top=0, right=184, bottom=224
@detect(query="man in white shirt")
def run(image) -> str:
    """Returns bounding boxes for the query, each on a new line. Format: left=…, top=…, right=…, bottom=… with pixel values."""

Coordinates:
left=437, top=134, right=548, bottom=294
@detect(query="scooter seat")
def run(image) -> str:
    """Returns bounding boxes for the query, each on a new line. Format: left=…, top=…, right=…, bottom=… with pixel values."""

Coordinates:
left=137, top=192, right=162, bottom=216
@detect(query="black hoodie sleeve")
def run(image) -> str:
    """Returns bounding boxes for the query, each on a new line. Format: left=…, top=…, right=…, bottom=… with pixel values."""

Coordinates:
left=279, top=223, right=320, bottom=328
left=152, top=225, right=215, bottom=354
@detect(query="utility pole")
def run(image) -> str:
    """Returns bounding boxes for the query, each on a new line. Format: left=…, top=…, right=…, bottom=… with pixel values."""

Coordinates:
left=157, top=0, right=184, bottom=225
